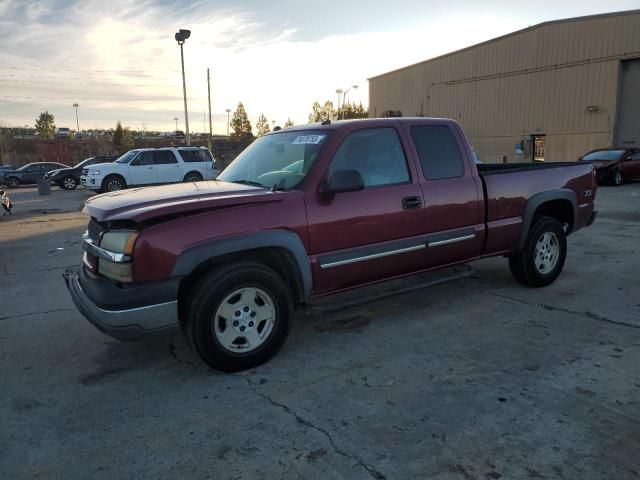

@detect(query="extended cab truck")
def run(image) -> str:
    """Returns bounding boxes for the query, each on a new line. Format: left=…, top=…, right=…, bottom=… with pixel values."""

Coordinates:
left=64, top=118, right=597, bottom=372
left=80, top=146, right=218, bottom=193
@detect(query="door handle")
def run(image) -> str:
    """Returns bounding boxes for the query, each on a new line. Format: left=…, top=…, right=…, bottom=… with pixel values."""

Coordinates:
left=402, top=196, right=422, bottom=210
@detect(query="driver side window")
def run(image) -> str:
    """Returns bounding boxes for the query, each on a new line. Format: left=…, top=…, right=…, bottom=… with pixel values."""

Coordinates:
left=131, top=152, right=154, bottom=166
left=329, top=128, right=410, bottom=187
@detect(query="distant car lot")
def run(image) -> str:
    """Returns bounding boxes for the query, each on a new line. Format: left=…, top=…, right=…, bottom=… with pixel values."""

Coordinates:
left=1, top=183, right=639, bottom=479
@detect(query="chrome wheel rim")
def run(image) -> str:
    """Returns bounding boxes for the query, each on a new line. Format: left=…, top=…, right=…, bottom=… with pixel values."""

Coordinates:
left=8, top=178, right=18, bottom=188
left=186, top=175, right=201, bottom=182
left=534, top=232, right=560, bottom=274
left=212, top=287, right=275, bottom=353
left=63, top=177, right=76, bottom=189
left=107, top=179, right=122, bottom=191
left=615, top=171, right=622, bottom=185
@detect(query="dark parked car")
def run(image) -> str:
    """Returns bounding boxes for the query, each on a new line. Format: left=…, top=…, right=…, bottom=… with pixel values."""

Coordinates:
left=65, top=117, right=597, bottom=372
left=45, top=156, right=117, bottom=190
left=0, top=165, right=15, bottom=172
left=0, top=162, right=69, bottom=188
left=579, top=148, right=640, bottom=185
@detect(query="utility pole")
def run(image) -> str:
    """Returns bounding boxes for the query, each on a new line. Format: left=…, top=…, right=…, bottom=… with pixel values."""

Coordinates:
left=207, top=68, right=213, bottom=151
left=73, top=103, right=80, bottom=131
left=175, top=29, right=191, bottom=145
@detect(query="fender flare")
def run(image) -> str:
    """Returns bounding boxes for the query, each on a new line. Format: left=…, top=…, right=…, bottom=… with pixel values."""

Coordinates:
left=171, top=230, right=313, bottom=300
left=517, top=189, right=577, bottom=251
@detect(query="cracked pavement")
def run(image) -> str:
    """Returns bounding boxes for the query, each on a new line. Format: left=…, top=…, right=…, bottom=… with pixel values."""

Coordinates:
left=1, top=184, right=639, bottom=479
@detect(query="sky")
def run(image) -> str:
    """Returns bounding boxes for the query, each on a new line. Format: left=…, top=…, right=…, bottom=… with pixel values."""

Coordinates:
left=0, top=0, right=638, bottom=134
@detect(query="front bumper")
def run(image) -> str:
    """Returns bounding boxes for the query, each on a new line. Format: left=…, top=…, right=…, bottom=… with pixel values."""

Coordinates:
left=63, top=267, right=179, bottom=341
left=80, top=175, right=100, bottom=189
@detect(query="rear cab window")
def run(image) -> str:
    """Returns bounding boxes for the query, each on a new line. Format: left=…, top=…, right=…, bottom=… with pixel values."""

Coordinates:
left=179, top=149, right=213, bottom=163
left=154, top=151, right=178, bottom=164
left=410, top=125, right=465, bottom=180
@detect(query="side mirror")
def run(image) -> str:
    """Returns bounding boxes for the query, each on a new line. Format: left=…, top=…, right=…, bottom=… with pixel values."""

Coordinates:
left=320, top=169, right=364, bottom=194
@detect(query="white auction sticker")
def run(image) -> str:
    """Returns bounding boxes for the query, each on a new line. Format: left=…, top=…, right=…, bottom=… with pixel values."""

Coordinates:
left=292, top=135, right=325, bottom=145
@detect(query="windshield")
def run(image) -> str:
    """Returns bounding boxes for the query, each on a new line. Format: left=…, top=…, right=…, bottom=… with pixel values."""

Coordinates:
left=582, top=150, right=624, bottom=161
left=115, top=150, right=139, bottom=164
left=218, top=131, right=328, bottom=189
left=17, top=164, right=32, bottom=171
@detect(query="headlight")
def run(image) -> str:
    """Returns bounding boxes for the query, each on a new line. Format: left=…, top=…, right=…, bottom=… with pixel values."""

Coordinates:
left=88, top=170, right=101, bottom=175
left=100, top=230, right=139, bottom=255
left=96, top=230, right=139, bottom=282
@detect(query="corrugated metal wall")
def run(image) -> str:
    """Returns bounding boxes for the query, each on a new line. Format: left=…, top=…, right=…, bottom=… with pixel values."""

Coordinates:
left=369, top=11, right=640, bottom=162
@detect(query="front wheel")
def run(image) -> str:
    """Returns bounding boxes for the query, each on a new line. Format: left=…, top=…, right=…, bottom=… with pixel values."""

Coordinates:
left=184, top=262, right=293, bottom=372
left=101, top=175, right=126, bottom=193
left=508, top=216, right=567, bottom=287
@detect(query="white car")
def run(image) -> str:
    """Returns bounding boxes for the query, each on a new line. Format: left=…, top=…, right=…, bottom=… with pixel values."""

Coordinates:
left=56, top=127, right=70, bottom=138
left=80, top=146, right=218, bottom=193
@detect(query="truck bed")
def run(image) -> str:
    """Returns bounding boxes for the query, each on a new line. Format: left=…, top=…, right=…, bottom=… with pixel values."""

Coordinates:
left=477, top=161, right=595, bottom=255
left=477, top=161, right=582, bottom=175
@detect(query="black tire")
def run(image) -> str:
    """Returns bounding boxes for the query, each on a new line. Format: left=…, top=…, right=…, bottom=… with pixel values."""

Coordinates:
left=61, top=175, right=77, bottom=190
left=184, top=262, right=293, bottom=372
left=101, top=175, right=126, bottom=193
left=5, top=176, right=20, bottom=189
left=184, top=172, right=203, bottom=183
left=612, top=169, right=623, bottom=186
left=508, top=216, right=567, bottom=287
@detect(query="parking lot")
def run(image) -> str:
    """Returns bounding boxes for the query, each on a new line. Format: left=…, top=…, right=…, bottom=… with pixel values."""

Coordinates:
left=1, top=184, right=639, bottom=479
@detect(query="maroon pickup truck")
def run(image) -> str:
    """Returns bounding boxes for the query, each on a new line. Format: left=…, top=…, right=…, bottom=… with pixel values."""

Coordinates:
left=64, top=118, right=597, bottom=371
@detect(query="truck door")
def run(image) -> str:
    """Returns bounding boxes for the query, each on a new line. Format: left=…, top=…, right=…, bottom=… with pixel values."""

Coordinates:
left=154, top=150, right=182, bottom=183
left=128, top=151, right=157, bottom=185
left=305, top=126, right=426, bottom=294
left=404, top=123, right=484, bottom=268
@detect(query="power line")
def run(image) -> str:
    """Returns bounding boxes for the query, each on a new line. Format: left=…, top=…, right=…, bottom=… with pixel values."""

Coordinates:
left=1, top=95, right=207, bottom=101
left=0, top=79, right=180, bottom=88
left=0, top=65, right=182, bottom=73
left=0, top=73, right=179, bottom=81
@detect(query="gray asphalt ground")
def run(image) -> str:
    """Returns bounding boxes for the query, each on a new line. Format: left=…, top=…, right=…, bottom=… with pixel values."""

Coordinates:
left=1, top=184, right=639, bottom=480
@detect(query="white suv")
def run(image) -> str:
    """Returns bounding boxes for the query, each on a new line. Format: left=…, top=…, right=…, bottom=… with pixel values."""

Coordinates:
left=81, top=146, right=218, bottom=192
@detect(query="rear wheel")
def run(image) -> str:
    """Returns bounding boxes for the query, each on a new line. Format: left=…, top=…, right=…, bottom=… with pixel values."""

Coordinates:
left=509, top=216, right=567, bottom=287
left=5, top=176, right=19, bottom=188
left=184, top=262, right=293, bottom=372
left=61, top=175, right=77, bottom=190
left=101, top=175, right=126, bottom=193
left=184, top=172, right=203, bottom=183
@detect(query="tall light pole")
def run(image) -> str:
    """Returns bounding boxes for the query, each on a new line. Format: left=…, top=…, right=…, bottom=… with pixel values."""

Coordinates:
left=341, top=84, right=359, bottom=119
left=72, top=103, right=79, bottom=131
left=335, top=89, right=343, bottom=113
left=174, top=117, right=178, bottom=131
left=226, top=108, right=231, bottom=136
left=175, top=29, right=191, bottom=145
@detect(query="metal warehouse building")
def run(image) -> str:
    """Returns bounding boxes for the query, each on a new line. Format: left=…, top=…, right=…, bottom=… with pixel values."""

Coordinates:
left=368, top=10, right=640, bottom=163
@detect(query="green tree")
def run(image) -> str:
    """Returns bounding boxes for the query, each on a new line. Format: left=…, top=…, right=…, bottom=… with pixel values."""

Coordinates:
left=308, top=101, right=336, bottom=123
left=113, top=121, right=134, bottom=153
left=256, top=113, right=271, bottom=137
left=284, top=118, right=294, bottom=128
left=231, top=102, right=253, bottom=138
left=35, top=111, right=56, bottom=139
left=338, top=101, right=368, bottom=120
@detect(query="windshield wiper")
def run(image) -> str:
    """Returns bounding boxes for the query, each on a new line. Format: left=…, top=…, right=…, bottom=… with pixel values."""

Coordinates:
left=231, top=179, right=265, bottom=188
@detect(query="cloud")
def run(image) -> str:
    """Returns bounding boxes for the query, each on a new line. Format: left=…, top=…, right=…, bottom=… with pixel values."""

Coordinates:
left=4, top=0, right=635, bottom=131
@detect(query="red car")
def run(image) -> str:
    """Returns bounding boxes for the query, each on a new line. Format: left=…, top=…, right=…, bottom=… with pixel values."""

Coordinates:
left=579, top=148, right=640, bottom=185
left=64, top=118, right=597, bottom=372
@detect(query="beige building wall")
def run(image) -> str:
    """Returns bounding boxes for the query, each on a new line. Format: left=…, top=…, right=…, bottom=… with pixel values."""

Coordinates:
left=369, top=10, right=640, bottom=162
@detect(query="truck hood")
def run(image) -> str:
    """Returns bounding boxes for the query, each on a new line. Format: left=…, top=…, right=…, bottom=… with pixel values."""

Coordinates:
left=84, top=180, right=277, bottom=222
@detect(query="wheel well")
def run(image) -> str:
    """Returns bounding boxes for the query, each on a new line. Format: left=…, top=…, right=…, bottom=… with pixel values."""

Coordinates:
left=102, top=174, right=126, bottom=187
left=533, top=199, right=574, bottom=232
left=183, top=171, right=203, bottom=180
left=177, top=247, right=304, bottom=329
